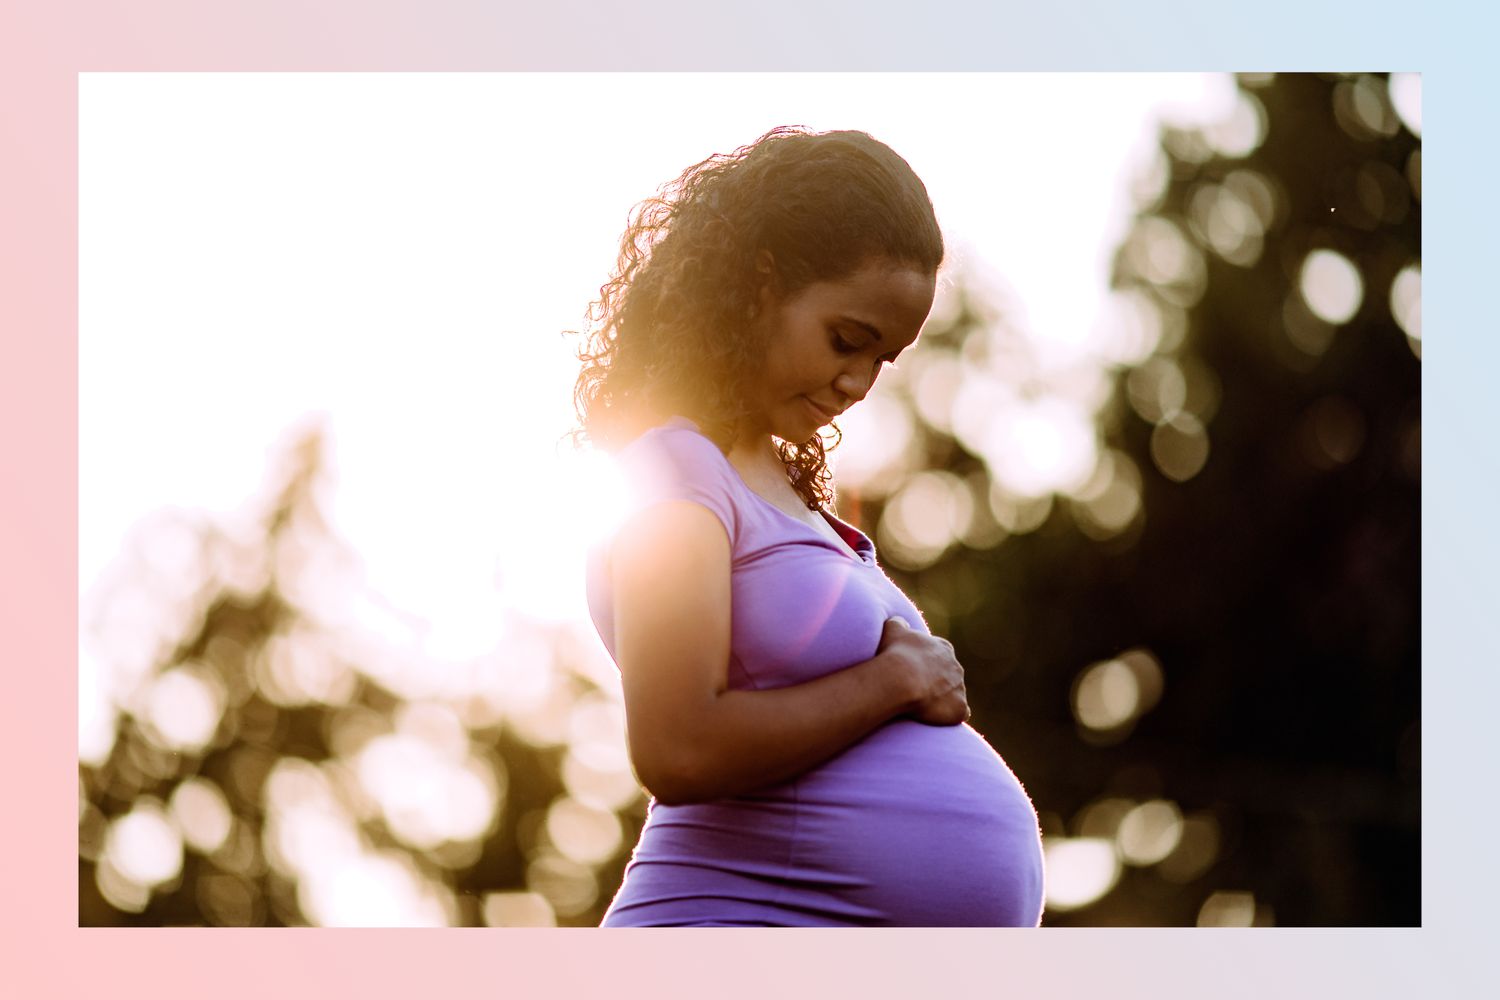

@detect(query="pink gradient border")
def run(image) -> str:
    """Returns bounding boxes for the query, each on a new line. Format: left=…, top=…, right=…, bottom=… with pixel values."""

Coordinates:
left=0, top=2, right=1474, bottom=998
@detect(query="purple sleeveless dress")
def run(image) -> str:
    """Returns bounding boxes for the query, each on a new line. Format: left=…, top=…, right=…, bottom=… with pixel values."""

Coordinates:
left=585, top=417, right=1045, bottom=926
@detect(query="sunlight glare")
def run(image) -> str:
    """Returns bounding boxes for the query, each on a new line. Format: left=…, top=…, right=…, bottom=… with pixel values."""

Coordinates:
left=1071, top=451, right=1143, bottom=539
left=268, top=801, right=357, bottom=876
left=1390, top=264, right=1421, bottom=352
left=94, top=855, right=151, bottom=913
left=878, top=471, right=972, bottom=570
left=143, top=665, right=225, bottom=752
left=1281, top=293, right=1337, bottom=360
left=169, top=777, right=234, bottom=853
left=526, top=850, right=599, bottom=918
left=1150, top=414, right=1211, bottom=482
left=504, top=669, right=577, bottom=748
left=1333, top=76, right=1400, bottom=140
left=950, top=370, right=1016, bottom=462
left=988, top=486, right=1053, bottom=536
left=1203, top=90, right=1266, bottom=158
left=567, top=693, right=631, bottom=772
left=1117, top=799, right=1184, bottom=866
left=911, top=351, right=965, bottom=434
left=1223, top=169, right=1279, bottom=230
left=1300, top=250, right=1364, bottom=324
left=1190, top=182, right=1264, bottom=268
left=484, top=891, right=557, bottom=927
left=493, top=446, right=633, bottom=624
left=986, top=396, right=1097, bottom=498
left=105, top=800, right=183, bottom=888
left=462, top=627, right=557, bottom=728
left=545, top=796, right=623, bottom=866
left=562, top=747, right=643, bottom=812
left=1388, top=74, right=1421, bottom=137
left=78, top=644, right=117, bottom=766
left=1072, top=648, right=1163, bottom=738
left=263, top=757, right=362, bottom=876
left=566, top=446, right=633, bottom=546
left=829, top=393, right=918, bottom=498
left=1042, top=837, right=1121, bottom=912
left=304, top=850, right=452, bottom=927
left=355, top=729, right=500, bottom=849
left=1197, top=890, right=1257, bottom=927
left=1073, top=659, right=1140, bottom=732
left=1094, top=288, right=1163, bottom=367
left=1179, top=356, right=1222, bottom=423
left=1127, top=357, right=1186, bottom=425
left=254, top=627, right=357, bottom=707
left=1126, top=217, right=1207, bottom=307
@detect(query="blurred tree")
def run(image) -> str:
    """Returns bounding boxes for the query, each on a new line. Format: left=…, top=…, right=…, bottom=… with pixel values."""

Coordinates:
left=79, top=420, right=642, bottom=926
left=849, top=72, right=1419, bottom=925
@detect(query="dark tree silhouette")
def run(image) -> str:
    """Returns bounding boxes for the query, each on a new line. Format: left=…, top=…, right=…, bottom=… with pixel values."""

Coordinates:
left=850, top=72, right=1419, bottom=925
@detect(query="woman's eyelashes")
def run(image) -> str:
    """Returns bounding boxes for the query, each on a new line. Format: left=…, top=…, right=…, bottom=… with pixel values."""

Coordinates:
left=831, top=330, right=899, bottom=376
left=833, top=332, right=893, bottom=359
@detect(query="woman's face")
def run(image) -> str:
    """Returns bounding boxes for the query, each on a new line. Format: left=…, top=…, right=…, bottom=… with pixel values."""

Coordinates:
left=745, top=257, right=937, bottom=442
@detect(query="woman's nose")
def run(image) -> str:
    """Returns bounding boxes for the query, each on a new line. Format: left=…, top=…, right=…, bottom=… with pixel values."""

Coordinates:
left=834, top=364, right=878, bottom=402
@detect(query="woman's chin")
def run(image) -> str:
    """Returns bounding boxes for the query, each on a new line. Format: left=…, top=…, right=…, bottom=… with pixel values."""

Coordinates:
left=777, top=422, right=823, bottom=444
left=758, top=400, right=828, bottom=444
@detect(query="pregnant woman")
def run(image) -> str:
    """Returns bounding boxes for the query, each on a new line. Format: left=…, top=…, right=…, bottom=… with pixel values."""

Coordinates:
left=575, top=126, right=1045, bottom=926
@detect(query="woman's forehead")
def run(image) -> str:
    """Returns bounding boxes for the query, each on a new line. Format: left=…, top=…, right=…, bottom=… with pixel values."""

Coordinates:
left=802, top=263, right=936, bottom=340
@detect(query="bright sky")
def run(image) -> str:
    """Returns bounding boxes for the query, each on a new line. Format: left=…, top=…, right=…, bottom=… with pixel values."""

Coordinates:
left=79, top=73, right=1238, bottom=671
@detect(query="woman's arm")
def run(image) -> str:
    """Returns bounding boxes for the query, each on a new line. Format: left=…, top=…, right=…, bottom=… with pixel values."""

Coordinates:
left=610, top=500, right=966, bottom=806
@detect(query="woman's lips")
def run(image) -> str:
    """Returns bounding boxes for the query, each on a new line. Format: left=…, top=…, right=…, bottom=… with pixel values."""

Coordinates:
left=802, top=396, right=836, bottom=424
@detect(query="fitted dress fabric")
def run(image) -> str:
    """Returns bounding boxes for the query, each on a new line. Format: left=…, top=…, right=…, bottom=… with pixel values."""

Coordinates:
left=585, top=416, right=1045, bottom=926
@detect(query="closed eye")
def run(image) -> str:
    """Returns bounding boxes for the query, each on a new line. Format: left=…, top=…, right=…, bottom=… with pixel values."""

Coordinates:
left=833, top=328, right=901, bottom=370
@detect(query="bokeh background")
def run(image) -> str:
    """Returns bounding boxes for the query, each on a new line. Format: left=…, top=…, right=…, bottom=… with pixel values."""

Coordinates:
left=78, top=72, right=1419, bottom=927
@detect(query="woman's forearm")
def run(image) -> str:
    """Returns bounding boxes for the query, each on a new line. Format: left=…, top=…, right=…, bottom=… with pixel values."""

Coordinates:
left=609, top=503, right=947, bottom=807
left=635, top=652, right=917, bottom=805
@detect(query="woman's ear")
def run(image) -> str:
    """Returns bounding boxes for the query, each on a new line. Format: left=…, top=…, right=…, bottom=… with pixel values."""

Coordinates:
left=755, top=249, right=776, bottom=279
left=750, top=250, right=778, bottom=318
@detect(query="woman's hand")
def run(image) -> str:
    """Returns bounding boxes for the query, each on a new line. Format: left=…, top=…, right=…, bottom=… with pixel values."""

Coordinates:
left=877, top=617, right=970, bottom=726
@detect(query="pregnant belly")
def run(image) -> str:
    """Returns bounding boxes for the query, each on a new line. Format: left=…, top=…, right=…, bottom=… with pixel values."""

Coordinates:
left=789, top=720, right=1044, bottom=925
left=609, top=721, right=1045, bottom=927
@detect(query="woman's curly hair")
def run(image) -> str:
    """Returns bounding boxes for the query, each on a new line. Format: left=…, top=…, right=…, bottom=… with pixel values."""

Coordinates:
left=570, top=126, right=944, bottom=509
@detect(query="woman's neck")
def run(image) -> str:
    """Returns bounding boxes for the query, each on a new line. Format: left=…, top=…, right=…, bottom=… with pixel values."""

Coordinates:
left=726, top=433, right=783, bottom=478
left=728, top=434, right=828, bottom=521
